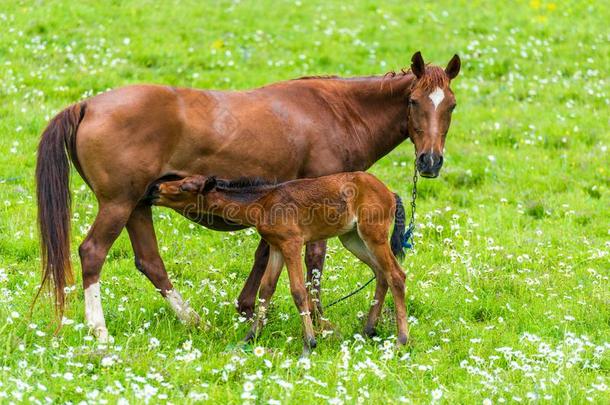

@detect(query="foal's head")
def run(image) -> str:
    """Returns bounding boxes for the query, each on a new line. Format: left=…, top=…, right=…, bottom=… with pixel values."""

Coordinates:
left=152, top=175, right=217, bottom=208
left=407, top=51, right=461, bottom=178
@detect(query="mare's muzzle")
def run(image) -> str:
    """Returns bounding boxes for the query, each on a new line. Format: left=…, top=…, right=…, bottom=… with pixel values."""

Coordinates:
left=417, top=152, right=444, bottom=178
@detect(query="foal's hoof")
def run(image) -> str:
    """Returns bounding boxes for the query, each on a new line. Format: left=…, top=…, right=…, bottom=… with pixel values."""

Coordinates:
left=363, top=325, right=378, bottom=338
left=397, top=333, right=409, bottom=346
left=243, top=330, right=257, bottom=343
left=301, top=337, right=317, bottom=357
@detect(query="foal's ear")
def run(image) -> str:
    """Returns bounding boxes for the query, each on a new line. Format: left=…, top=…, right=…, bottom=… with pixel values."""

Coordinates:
left=411, top=51, right=425, bottom=79
left=179, top=178, right=203, bottom=193
left=445, top=54, right=461, bottom=80
left=201, top=176, right=217, bottom=193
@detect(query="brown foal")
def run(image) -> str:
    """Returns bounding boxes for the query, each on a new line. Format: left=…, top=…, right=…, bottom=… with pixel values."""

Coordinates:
left=150, top=172, right=409, bottom=354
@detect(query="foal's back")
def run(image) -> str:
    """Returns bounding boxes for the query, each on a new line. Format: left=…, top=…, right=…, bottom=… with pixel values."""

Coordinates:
left=256, top=171, right=396, bottom=242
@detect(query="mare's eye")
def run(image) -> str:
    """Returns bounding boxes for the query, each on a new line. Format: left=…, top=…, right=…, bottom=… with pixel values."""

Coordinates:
left=409, top=99, right=418, bottom=107
left=449, top=104, right=457, bottom=111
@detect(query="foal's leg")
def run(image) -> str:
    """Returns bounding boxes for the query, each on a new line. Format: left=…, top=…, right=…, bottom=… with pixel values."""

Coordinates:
left=237, top=239, right=270, bottom=319
left=80, top=202, right=134, bottom=343
left=305, top=240, right=327, bottom=322
left=244, top=246, right=284, bottom=342
left=126, top=205, right=201, bottom=326
left=339, top=232, right=388, bottom=338
left=280, top=241, right=317, bottom=355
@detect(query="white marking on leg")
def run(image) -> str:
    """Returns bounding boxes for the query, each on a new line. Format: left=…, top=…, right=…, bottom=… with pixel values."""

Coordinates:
left=428, top=87, right=445, bottom=110
left=165, top=290, right=201, bottom=326
left=84, top=282, right=109, bottom=343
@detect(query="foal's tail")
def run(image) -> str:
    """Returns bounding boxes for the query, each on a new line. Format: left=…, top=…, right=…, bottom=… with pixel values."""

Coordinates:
left=34, top=102, right=87, bottom=319
left=390, top=193, right=406, bottom=260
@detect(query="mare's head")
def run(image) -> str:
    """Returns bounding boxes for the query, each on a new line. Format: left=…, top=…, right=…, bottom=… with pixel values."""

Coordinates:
left=151, top=175, right=217, bottom=209
left=406, top=51, right=461, bottom=178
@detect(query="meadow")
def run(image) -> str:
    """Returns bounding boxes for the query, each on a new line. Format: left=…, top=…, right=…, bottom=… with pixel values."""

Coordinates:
left=0, top=0, right=608, bottom=403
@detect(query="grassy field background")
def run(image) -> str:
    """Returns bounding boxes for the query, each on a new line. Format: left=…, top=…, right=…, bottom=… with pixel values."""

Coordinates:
left=0, top=0, right=608, bottom=403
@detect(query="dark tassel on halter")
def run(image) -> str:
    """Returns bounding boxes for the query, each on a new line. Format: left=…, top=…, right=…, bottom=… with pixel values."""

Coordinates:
left=402, top=224, right=414, bottom=249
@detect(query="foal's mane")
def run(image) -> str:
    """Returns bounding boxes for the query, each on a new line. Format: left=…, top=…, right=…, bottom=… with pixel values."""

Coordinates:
left=215, top=177, right=277, bottom=192
left=213, top=176, right=278, bottom=202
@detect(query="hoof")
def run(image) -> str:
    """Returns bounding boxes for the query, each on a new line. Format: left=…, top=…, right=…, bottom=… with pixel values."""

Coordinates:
left=363, top=325, right=378, bottom=338
left=179, top=308, right=202, bottom=327
left=243, top=330, right=256, bottom=343
left=236, top=302, right=255, bottom=320
left=308, top=337, right=317, bottom=349
left=93, top=327, right=111, bottom=344
left=316, top=318, right=336, bottom=333
left=397, top=333, right=409, bottom=346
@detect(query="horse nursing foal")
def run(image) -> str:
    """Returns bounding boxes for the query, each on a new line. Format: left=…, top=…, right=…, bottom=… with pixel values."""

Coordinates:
left=150, top=172, right=410, bottom=354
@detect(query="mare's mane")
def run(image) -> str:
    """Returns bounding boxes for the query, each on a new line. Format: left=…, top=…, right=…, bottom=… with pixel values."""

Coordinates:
left=295, top=65, right=448, bottom=92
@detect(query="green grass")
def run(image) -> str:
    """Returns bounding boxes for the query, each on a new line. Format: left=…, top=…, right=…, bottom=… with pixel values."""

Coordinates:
left=0, top=0, right=608, bottom=403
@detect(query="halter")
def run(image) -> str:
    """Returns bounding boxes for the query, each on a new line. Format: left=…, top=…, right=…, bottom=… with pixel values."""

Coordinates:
left=326, top=152, right=418, bottom=309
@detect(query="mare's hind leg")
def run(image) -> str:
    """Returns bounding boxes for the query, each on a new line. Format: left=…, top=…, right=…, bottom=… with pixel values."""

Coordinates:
left=80, top=202, right=134, bottom=343
left=237, top=239, right=270, bottom=319
left=305, top=240, right=327, bottom=324
left=126, top=205, right=201, bottom=326
left=244, top=246, right=284, bottom=342
left=339, top=231, right=388, bottom=338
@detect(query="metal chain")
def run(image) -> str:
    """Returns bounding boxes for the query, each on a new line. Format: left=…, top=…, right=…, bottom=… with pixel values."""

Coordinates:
left=326, top=153, right=419, bottom=309
left=404, top=151, right=418, bottom=248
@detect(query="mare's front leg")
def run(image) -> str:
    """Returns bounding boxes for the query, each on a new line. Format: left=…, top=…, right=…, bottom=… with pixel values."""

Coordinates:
left=305, top=240, right=328, bottom=326
left=80, top=202, right=135, bottom=343
left=236, top=239, right=270, bottom=319
left=281, top=240, right=317, bottom=356
left=244, top=246, right=284, bottom=342
left=126, top=205, right=201, bottom=326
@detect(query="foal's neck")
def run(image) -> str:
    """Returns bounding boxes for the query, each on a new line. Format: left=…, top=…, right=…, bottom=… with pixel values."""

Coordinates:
left=330, top=74, right=415, bottom=170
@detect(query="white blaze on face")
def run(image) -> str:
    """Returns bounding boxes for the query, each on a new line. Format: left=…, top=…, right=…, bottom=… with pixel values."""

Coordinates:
left=84, top=282, right=109, bottom=343
left=429, top=87, right=445, bottom=110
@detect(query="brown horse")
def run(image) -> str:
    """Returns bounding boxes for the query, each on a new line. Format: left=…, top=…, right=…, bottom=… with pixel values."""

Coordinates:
left=35, top=51, right=460, bottom=342
left=150, top=172, right=409, bottom=354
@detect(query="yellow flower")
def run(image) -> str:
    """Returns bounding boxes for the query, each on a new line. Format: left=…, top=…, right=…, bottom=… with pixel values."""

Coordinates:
left=547, top=3, right=557, bottom=11
left=211, top=39, right=224, bottom=49
left=530, top=0, right=541, bottom=9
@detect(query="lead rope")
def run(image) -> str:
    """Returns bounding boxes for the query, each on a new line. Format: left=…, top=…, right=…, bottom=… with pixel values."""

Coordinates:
left=326, top=153, right=418, bottom=309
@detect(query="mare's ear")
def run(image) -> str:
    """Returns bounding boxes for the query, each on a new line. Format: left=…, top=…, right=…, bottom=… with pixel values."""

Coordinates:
left=201, top=176, right=217, bottom=193
left=445, top=54, right=461, bottom=80
left=411, top=51, right=425, bottom=79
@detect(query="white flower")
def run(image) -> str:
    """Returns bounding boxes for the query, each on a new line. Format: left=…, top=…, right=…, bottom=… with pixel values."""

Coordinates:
left=149, top=337, right=160, bottom=349
left=63, top=372, right=74, bottom=381
left=254, top=346, right=265, bottom=357
left=101, top=356, right=115, bottom=367
left=243, top=381, right=255, bottom=392
left=431, top=388, right=443, bottom=400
